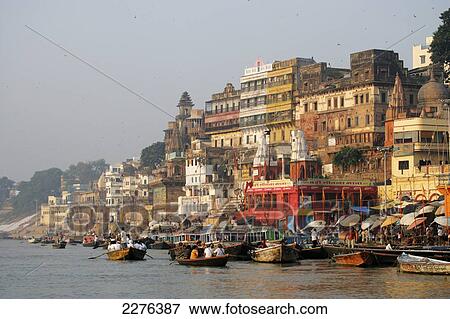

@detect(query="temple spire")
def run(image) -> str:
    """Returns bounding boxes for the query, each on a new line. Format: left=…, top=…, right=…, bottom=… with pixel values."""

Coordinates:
left=390, top=73, right=405, bottom=117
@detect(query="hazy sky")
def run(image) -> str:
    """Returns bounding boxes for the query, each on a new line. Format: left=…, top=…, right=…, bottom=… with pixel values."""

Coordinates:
left=0, top=0, right=447, bottom=181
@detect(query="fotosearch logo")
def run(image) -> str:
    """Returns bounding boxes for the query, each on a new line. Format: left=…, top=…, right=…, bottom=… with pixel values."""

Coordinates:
left=60, top=203, right=150, bottom=234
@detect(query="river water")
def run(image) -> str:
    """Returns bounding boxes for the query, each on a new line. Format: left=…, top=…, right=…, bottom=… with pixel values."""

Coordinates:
left=0, top=240, right=448, bottom=299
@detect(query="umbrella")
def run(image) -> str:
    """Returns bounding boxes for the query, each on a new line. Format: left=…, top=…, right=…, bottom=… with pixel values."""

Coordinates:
left=395, top=201, right=413, bottom=209
left=428, top=200, right=444, bottom=207
left=400, top=212, right=416, bottom=226
left=361, top=215, right=379, bottom=230
left=303, top=220, right=326, bottom=229
left=406, top=217, right=428, bottom=231
left=381, top=215, right=400, bottom=228
left=435, top=205, right=445, bottom=216
left=370, top=217, right=386, bottom=230
left=433, top=216, right=450, bottom=227
left=334, top=215, right=347, bottom=227
left=416, top=205, right=435, bottom=215
left=340, top=214, right=360, bottom=227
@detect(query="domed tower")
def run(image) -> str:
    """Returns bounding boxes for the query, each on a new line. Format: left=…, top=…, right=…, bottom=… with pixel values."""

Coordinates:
left=417, top=67, right=449, bottom=116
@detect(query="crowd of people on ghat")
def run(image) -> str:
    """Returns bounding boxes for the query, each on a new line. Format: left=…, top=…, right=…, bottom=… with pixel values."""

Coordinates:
left=178, top=240, right=226, bottom=260
left=107, top=227, right=147, bottom=252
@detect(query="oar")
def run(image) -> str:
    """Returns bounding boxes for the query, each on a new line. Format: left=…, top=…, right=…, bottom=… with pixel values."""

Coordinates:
left=88, top=252, right=108, bottom=259
left=145, top=253, right=154, bottom=259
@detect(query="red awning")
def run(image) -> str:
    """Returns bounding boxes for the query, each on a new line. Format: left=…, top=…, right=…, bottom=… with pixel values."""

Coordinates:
left=406, top=217, right=428, bottom=230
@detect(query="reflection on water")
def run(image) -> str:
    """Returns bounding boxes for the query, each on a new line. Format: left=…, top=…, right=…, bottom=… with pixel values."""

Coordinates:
left=0, top=240, right=448, bottom=298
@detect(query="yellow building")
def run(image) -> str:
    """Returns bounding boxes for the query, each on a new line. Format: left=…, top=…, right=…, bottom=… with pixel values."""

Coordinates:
left=266, top=58, right=314, bottom=145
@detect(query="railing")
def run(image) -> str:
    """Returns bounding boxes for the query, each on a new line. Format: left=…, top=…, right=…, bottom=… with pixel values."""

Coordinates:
left=267, top=79, right=292, bottom=88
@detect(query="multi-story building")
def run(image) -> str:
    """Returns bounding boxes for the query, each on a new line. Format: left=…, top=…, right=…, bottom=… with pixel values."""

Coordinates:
left=178, top=139, right=233, bottom=217
left=105, top=164, right=123, bottom=207
left=386, top=71, right=449, bottom=201
left=239, top=59, right=272, bottom=148
left=295, top=49, right=422, bottom=181
left=412, top=36, right=433, bottom=69
left=204, top=83, right=241, bottom=148
left=265, top=57, right=315, bottom=147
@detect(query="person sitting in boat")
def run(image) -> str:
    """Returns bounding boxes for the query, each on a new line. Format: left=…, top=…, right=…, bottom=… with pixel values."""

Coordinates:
left=190, top=245, right=199, bottom=259
left=204, top=243, right=213, bottom=258
left=258, top=239, right=268, bottom=248
left=183, top=245, right=192, bottom=259
left=214, top=244, right=225, bottom=256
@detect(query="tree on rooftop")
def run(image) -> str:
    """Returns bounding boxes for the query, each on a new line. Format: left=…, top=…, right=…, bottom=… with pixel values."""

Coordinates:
left=430, top=8, right=450, bottom=81
left=140, top=142, right=165, bottom=170
left=333, top=147, right=364, bottom=173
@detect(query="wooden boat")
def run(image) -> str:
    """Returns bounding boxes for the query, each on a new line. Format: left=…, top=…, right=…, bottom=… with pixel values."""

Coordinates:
left=333, top=251, right=374, bottom=267
left=52, top=241, right=67, bottom=249
left=176, top=255, right=229, bottom=267
left=224, top=242, right=252, bottom=260
left=28, top=237, right=41, bottom=244
left=323, top=244, right=450, bottom=262
left=251, top=243, right=298, bottom=263
left=82, top=235, right=95, bottom=247
left=299, top=246, right=328, bottom=259
left=107, top=247, right=146, bottom=261
left=397, top=253, right=450, bottom=275
left=149, top=241, right=173, bottom=250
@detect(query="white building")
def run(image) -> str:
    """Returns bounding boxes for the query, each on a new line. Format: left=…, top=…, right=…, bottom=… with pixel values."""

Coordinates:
left=239, top=60, right=272, bottom=148
left=177, top=141, right=233, bottom=217
left=105, top=164, right=123, bottom=207
left=412, top=36, right=433, bottom=69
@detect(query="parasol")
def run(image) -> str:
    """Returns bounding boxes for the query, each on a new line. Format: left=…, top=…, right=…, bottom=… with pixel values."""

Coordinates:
left=428, top=200, right=444, bottom=207
left=303, top=220, right=326, bottom=229
left=433, top=216, right=450, bottom=227
left=334, top=215, right=347, bottom=227
left=416, top=205, right=435, bottom=215
left=361, top=215, right=379, bottom=230
left=370, top=217, right=386, bottom=230
left=435, top=205, right=445, bottom=216
left=381, top=215, right=400, bottom=228
left=339, top=214, right=360, bottom=227
left=406, top=217, right=428, bottom=231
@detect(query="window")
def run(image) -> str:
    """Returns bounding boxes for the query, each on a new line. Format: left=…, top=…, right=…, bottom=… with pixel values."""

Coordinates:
left=254, top=135, right=257, bottom=143
left=354, top=95, right=358, bottom=105
left=355, top=116, right=359, bottom=126
left=214, top=140, right=218, bottom=147
left=246, top=135, right=250, bottom=144
left=313, top=101, right=318, bottom=111
left=314, top=122, right=318, bottom=132
left=322, top=121, right=326, bottom=131
left=365, top=114, right=370, bottom=125
left=360, top=95, right=364, bottom=104
left=221, top=139, right=224, bottom=147
left=365, top=93, right=369, bottom=103
left=347, top=118, right=351, bottom=128
left=340, top=97, right=344, bottom=107
left=381, top=92, right=386, bottom=103
left=327, top=99, right=331, bottom=108
left=398, top=160, right=409, bottom=173
left=333, top=97, right=338, bottom=108
left=304, top=103, right=308, bottom=112
left=281, top=130, right=285, bottom=141
left=420, top=55, right=426, bottom=64
left=409, top=94, right=414, bottom=105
